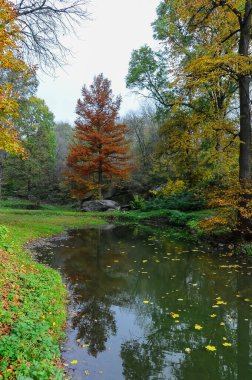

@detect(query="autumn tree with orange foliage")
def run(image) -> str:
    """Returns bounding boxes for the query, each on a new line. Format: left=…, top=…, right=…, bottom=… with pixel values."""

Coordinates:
left=66, top=74, right=131, bottom=200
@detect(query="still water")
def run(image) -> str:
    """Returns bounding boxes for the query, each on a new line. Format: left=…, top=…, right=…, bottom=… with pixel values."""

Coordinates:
left=35, top=225, right=252, bottom=380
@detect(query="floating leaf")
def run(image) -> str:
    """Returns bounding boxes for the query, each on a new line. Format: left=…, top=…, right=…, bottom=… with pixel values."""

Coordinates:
left=143, top=300, right=150, bottom=304
left=185, top=348, right=191, bottom=354
left=142, top=260, right=148, bottom=263
left=205, top=345, right=216, bottom=351
left=210, top=314, right=217, bottom=318
left=71, top=360, right=78, bottom=365
left=170, top=312, right=180, bottom=319
left=194, top=324, right=203, bottom=330
left=216, top=300, right=227, bottom=305
left=85, top=370, right=91, bottom=376
left=222, top=342, right=232, bottom=347
left=81, top=344, right=89, bottom=348
left=244, top=298, right=250, bottom=302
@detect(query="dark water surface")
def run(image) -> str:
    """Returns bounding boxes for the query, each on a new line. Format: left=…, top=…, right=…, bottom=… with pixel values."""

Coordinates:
left=35, top=225, right=252, bottom=380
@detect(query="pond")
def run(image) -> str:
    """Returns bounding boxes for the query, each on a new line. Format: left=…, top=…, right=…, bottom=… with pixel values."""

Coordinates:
left=35, top=224, right=252, bottom=380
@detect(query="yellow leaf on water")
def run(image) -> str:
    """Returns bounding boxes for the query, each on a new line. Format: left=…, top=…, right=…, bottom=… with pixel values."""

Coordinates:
left=244, top=298, right=250, bottom=302
left=81, top=344, right=89, bottom=348
left=143, top=300, right=150, bottom=304
left=194, top=324, right=203, bottom=330
left=85, top=370, right=91, bottom=376
left=71, top=360, right=78, bottom=365
left=222, top=342, right=232, bottom=347
left=220, top=322, right=225, bottom=326
left=216, top=300, right=227, bottom=305
left=142, top=260, right=148, bottom=263
left=185, top=348, right=191, bottom=354
left=210, top=314, right=217, bottom=318
left=205, top=345, right=216, bottom=351
left=170, top=312, right=180, bottom=319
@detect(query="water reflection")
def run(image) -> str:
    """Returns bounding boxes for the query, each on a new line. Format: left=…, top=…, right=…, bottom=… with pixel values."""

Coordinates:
left=35, top=225, right=252, bottom=379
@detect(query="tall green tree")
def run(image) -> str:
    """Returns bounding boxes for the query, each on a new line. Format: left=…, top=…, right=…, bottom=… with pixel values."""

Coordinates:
left=4, top=97, right=56, bottom=199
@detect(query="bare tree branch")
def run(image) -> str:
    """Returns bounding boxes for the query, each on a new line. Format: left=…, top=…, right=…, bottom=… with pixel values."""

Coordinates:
left=14, top=0, right=90, bottom=73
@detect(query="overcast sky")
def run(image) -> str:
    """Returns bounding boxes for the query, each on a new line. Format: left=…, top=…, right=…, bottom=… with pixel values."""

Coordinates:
left=37, top=0, right=160, bottom=125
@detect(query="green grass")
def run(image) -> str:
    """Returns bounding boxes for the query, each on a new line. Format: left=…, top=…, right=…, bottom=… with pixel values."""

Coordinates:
left=104, top=208, right=215, bottom=236
left=0, top=200, right=106, bottom=379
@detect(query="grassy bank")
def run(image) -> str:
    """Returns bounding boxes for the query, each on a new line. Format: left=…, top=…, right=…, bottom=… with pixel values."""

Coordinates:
left=0, top=200, right=106, bottom=379
left=105, top=208, right=218, bottom=237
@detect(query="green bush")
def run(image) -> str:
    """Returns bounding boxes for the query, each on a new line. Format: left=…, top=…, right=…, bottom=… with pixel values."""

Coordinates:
left=130, top=194, right=146, bottom=210
left=131, top=191, right=206, bottom=212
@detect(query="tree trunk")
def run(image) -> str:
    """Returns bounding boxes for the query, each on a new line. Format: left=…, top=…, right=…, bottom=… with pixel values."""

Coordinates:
left=238, top=1, right=252, bottom=233
left=98, top=160, right=103, bottom=200
left=238, top=1, right=252, bottom=182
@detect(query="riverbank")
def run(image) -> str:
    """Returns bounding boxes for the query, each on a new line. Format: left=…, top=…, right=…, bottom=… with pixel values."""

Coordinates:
left=0, top=200, right=106, bottom=379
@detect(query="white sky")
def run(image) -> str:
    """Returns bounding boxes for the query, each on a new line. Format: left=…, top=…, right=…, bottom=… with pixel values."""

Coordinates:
left=37, top=0, right=160, bottom=125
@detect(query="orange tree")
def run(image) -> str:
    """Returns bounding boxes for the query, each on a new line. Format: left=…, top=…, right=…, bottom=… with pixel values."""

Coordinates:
left=66, top=73, right=131, bottom=200
left=0, top=0, right=28, bottom=155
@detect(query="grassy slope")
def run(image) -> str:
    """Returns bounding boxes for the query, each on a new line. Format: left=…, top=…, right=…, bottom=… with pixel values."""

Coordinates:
left=0, top=200, right=106, bottom=380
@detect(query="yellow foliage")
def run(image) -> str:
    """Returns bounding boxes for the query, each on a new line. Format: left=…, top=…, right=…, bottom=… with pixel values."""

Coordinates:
left=153, top=179, right=186, bottom=197
left=0, top=0, right=29, bottom=155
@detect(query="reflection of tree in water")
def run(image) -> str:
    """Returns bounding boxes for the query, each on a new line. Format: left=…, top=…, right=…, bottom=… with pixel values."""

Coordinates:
left=62, top=227, right=130, bottom=357
left=72, top=296, right=116, bottom=357
left=121, top=339, right=165, bottom=380
left=39, top=225, right=252, bottom=378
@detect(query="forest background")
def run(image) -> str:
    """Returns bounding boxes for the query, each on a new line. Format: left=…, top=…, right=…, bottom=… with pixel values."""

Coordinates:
left=1, top=0, right=252, bottom=237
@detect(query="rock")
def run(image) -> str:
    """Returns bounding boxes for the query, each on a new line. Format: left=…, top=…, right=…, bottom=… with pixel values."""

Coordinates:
left=81, top=200, right=120, bottom=212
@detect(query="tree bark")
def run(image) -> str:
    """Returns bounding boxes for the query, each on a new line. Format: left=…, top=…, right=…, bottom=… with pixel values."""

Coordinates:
left=238, top=1, right=252, bottom=183
left=98, top=160, right=103, bottom=200
left=237, top=1, right=252, bottom=233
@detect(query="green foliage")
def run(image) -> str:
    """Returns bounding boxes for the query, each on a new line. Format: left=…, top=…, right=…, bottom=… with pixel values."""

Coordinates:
left=130, top=192, right=206, bottom=212
left=3, top=96, right=57, bottom=200
left=130, top=194, right=146, bottom=210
